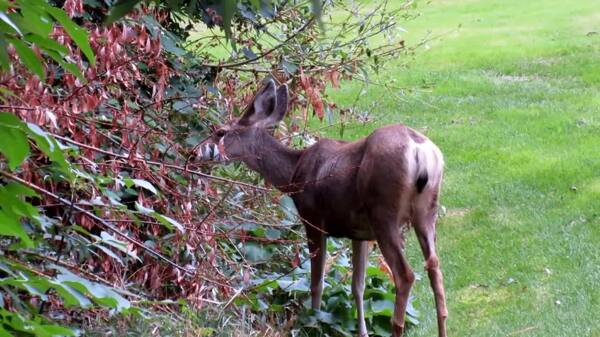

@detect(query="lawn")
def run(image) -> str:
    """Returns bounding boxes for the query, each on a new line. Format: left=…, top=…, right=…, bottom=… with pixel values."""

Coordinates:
left=324, top=0, right=600, bottom=336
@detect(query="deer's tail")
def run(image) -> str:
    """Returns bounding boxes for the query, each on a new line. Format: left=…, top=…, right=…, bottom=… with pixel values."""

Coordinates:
left=414, top=145, right=430, bottom=193
left=414, top=140, right=445, bottom=194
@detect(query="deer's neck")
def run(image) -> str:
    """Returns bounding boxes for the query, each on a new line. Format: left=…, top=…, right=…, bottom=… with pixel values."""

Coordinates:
left=244, top=130, right=303, bottom=192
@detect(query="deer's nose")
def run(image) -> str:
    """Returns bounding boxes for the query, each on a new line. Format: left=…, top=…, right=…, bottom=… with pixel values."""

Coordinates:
left=200, top=143, right=221, bottom=161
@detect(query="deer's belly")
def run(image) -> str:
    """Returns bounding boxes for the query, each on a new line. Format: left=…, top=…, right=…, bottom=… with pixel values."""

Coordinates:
left=322, top=210, right=375, bottom=241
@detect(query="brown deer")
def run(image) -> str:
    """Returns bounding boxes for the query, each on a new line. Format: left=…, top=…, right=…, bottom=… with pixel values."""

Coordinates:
left=199, top=80, right=447, bottom=337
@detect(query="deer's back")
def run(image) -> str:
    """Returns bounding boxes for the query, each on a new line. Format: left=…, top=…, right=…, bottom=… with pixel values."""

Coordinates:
left=290, top=124, right=439, bottom=240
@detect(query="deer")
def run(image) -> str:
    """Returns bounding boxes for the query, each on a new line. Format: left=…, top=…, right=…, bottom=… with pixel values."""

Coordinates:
left=198, top=79, right=447, bottom=337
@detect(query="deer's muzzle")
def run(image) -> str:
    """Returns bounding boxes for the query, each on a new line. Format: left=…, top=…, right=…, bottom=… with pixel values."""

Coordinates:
left=199, top=143, right=227, bottom=162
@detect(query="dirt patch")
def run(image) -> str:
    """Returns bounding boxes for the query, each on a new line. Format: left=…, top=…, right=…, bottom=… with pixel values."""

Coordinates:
left=484, top=70, right=543, bottom=83
left=444, top=207, right=471, bottom=218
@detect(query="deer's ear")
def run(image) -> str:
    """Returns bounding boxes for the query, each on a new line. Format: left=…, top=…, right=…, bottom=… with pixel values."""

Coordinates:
left=258, top=84, right=288, bottom=128
left=239, top=80, right=276, bottom=126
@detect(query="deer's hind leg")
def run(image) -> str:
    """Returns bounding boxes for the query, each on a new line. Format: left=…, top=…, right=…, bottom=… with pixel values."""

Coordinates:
left=370, top=206, right=415, bottom=337
left=412, top=191, right=447, bottom=337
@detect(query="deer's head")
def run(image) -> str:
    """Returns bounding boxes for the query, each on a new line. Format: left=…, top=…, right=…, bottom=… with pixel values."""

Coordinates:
left=198, top=79, right=289, bottom=162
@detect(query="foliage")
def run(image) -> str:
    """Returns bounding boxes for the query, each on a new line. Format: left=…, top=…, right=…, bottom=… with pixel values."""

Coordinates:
left=0, top=0, right=95, bottom=80
left=243, top=238, right=420, bottom=337
left=0, top=113, right=133, bottom=336
left=0, top=0, right=418, bottom=336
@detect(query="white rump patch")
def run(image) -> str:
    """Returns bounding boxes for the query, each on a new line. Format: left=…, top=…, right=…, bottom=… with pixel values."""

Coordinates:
left=407, top=139, right=444, bottom=190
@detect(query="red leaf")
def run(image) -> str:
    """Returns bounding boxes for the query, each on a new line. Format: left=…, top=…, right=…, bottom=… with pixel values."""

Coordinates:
left=243, top=268, right=250, bottom=285
left=378, top=256, right=394, bottom=281
left=291, top=248, right=301, bottom=268
left=300, top=68, right=325, bottom=120
left=326, top=69, right=340, bottom=88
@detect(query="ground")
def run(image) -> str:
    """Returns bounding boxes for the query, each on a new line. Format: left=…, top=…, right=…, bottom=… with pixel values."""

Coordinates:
left=326, top=0, right=600, bottom=336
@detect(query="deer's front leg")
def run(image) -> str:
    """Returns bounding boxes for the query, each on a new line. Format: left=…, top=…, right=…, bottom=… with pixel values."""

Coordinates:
left=307, top=229, right=327, bottom=309
left=352, top=240, right=369, bottom=337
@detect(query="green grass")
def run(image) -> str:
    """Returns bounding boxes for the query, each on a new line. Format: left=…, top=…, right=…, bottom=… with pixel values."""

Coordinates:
left=324, top=0, right=600, bottom=336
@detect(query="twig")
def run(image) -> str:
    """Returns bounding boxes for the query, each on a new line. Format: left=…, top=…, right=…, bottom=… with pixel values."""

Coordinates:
left=0, top=170, right=229, bottom=289
left=203, top=18, right=315, bottom=69
left=507, top=326, right=536, bottom=336
left=0, top=105, right=36, bottom=111
left=24, top=251, right=141, bottom=299
left=39, top=190, right=76, bottom=314
left=197, top=183, right=235, bottom=228
left=50, top=133, right=270, bottom=192
left=221, top=286, right=244, bottom=311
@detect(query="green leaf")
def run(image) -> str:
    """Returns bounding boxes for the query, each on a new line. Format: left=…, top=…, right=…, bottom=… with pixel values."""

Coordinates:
left=371, top=299, right=395, bottom=316
left=240, top=242, right=271, bottom=262
left=25, top=123, right=72, bottom=179
left=0, top=87, right=17, bottom=104
left=3, top=271, right=92, bottom=312
left=0, top=112, right=23, bottom=128
left=406, top=296, right=420, bottom=322
left=279, top=195, right=298, bottom=221
left=19, top=5, right=53, bottom=36
left=43, top=48, right=84, bottom=80
left=0, top=325, right=14, bottom=337
left=159, top=31, right=186, bottom=56
left=152, top=212, right=184, bottom=233
left=0, top=210, right=34, bottom=247
left=366, top=265, right=389, bottom=278
left=276, top=278, right=310, bottom=292
left=94, top=243, right=125, bottom=265
left=242, top=47, right=257, bottom=60
left=21, top=282, right=48, bottom=301
left=105, top=0, right=141, bottom=25
left=25, top=123, right=54, bottom=153
left=172, top=100, right=194, bottom=114
left=3, top=183, right=37, bottom=198
left=32, top=323, right=75, bottom=336
left=134, top=201, right=153, bottom=215
left=55, top=267, right=130, bottom=311
left=0, top=126, right=29, bottom=170
left=311, top=0, right=323, bottom=29
left=50, top=282, right=92, bottom=308
left=0, top=310, right=28, bottom=335
left=7, top=37, right=44, bottom=80
left=0, top=183, right=40, bottom=222
left=265, top=228, right=281, bottom=240
left=135, top=202, right=184, bottom=232
left=131, top=179, right=158, bottom=195
left=45, top=6, right=95, bottom=66
left=0, top=38, right=9, bottom=73
left=222, top=0, right=237, bottom=39
left=314, top=309, right=334, bottom=324
left=0, top=12, right=22, bottom=35
left=59, top=60, right=84, bottom=80
left=281, top=59, right=298, bottom=75
left=249, top=0, right=260, bottom=10
left=99, top=231, right=141, bottom=262
left=0, top=183, right=39, bottom=217
left=25, top=34, right=69, bottom=55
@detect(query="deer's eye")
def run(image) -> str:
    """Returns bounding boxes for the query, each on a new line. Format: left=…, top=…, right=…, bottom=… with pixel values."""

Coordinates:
left=215, top=129, right=226, bottom=137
